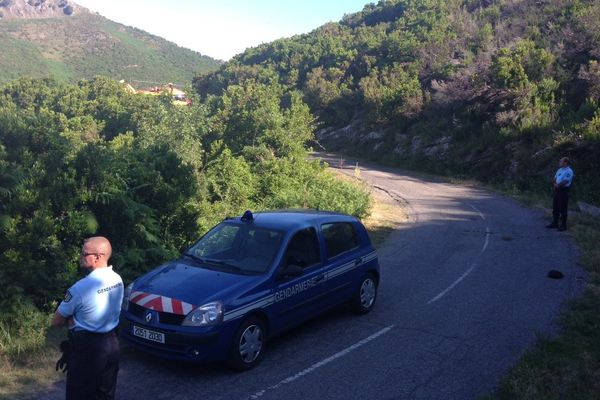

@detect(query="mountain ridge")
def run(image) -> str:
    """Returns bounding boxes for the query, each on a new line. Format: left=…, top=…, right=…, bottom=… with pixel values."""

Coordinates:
left=0, top=0, right=221, bottom=85
left=0, top=0, right=87, bottom=20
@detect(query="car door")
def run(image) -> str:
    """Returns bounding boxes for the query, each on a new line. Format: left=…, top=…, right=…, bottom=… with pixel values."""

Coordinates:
left=271, top=227, right=327, bottom=330
left=320, top=221, right=365, bottom=305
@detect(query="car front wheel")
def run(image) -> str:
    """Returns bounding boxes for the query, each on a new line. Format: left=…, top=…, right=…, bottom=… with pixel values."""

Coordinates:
left=353, top=272, right=378, bottom=314
left=228, top=316, right=267, bottom=371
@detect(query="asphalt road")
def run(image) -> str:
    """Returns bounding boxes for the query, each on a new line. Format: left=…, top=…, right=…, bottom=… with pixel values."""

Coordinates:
left=38, top=155, right=585, bottom=400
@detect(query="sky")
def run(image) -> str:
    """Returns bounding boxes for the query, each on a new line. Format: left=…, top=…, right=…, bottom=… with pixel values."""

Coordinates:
left=74, top=0, right=370, bottom=61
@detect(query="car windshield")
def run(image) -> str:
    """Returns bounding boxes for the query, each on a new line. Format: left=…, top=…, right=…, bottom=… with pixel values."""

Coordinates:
left=184, top=222, right=284, bottom=274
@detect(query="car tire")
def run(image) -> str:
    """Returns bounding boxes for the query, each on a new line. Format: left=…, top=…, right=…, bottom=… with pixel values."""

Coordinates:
left=228, top=316, right=267, bottom=371
left=352, top=272, right=378, bottom=314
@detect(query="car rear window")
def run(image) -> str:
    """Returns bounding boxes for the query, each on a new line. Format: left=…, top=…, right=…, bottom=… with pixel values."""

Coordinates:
left=321, top=222, right=359, bottom=258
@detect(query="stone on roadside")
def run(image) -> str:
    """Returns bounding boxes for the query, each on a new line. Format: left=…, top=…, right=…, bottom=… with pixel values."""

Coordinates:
left=577, top=201, right=600, bottom=217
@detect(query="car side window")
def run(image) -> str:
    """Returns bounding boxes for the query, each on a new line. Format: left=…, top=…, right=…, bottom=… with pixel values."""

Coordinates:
left=321, top=222, right=359, bottom=258
left=239, top=228, right=283, bottom=272
left=284, top=228, right=321, bottom=269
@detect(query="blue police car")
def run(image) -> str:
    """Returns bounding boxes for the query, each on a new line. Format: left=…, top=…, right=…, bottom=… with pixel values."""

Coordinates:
left=120, top=210, right=379, bottom=370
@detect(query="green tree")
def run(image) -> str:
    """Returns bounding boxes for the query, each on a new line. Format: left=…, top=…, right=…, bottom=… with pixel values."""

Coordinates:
left=491, top=40, right=554, bottom=89
left=359, top=63, right=423, bottom=122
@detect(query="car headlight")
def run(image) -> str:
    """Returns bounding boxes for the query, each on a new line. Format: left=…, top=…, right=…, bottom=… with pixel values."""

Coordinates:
left=122, top=282, right=134, bottom=311
left=182, top=301, right=223, bottom=327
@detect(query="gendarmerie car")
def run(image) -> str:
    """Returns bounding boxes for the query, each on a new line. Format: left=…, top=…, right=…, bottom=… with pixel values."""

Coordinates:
left=120, top=210, right=379, bottom=370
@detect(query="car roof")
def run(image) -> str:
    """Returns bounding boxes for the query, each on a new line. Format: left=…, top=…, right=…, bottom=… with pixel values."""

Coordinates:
left=224, top=209, right=360, bottom=231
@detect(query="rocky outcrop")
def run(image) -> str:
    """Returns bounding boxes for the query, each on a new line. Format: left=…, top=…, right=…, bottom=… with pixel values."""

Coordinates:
left=316, top=119, right=388, bottom=153
left=317, top=119, right=453, bottom=160
left=392, top=135, right=451, bottom=158
left=578, top=202, right=600, bottom=217
left=0, top=0, right=87, bottom=19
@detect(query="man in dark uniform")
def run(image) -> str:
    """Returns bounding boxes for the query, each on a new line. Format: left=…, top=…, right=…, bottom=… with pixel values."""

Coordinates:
left=546, top=157, right=574, bottom=231
left=52, top=236, right=124, bottom=400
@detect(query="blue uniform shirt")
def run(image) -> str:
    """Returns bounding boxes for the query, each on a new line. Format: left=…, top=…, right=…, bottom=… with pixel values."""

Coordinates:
left=58, top=266, right=124, bottom=333
left=555, top=166, right=574, bottom=188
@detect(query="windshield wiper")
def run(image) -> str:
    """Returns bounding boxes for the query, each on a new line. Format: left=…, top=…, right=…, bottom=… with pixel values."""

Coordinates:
left=188, top=255, right=238, bottom=270
left=202, top=258, right=244, bottom=272
left=183, top=254, right=256, bottom=274
left=182, top=253, right=222, bottom=269
left=183, top=253, right=205, bottom=263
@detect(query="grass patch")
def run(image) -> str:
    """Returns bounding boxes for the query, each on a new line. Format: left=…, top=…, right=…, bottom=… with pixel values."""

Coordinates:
left=363, top=188, right=408, bottom=248
left=45, top=59, right=73, bottom=82
left=0, top=306, right=64, bottom=400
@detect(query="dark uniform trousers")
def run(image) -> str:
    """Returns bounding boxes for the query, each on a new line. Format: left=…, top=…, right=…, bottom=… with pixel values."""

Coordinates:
left=552, top=187, right=570, bottom=227
left=66, top=330, right=119, bottom=400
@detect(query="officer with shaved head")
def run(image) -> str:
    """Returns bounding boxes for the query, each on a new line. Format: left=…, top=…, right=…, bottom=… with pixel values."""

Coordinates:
left=52, top=236, right=123, bottom=400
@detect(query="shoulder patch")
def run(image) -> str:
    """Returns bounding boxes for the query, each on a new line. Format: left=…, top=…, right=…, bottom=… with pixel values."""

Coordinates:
left=64, top=290, right=72, bottom=303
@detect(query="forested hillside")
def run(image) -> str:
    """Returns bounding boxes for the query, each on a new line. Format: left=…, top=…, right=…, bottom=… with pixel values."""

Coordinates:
left=194, top=0, right=600, bottom=203
left=0, top=5, right=221, bottom=85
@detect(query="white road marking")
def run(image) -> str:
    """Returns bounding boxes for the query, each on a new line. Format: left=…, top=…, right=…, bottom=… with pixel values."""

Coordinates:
left=427, top=263, right=477, bottom=304
left=467, top=203, right=486, bottom=220
left=427, top=207, right=491, bottom=304
left=249, top=325, right=395, bottom=399
left=482, top=227, right=490, bottom=253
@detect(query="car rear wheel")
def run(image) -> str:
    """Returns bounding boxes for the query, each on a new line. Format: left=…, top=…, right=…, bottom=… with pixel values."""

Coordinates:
left=353, top=272, right=378, bottom=314
left=228, top=316, right=267, bottom=371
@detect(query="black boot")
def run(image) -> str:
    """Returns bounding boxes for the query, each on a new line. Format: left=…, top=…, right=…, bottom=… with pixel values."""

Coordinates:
left=558, top=224, right=567, bottom=231
left=558, top=215, right=567, bottom=231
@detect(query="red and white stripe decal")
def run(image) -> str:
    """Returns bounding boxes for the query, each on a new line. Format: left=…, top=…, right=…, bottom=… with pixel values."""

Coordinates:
left=130, top=291, right=195, bottom=315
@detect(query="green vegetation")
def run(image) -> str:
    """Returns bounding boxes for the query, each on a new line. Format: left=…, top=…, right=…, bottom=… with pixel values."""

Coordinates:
left=193, top=0, right=600, bottom=204
left=0, top=35, right=51, bottom=82
left=0, top=13, right=222, bottom=86
left=0, top=76, right=370, bottom=395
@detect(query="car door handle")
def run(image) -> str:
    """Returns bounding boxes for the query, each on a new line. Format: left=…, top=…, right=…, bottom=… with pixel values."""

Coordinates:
left=354, top=257, right=363, bottom=266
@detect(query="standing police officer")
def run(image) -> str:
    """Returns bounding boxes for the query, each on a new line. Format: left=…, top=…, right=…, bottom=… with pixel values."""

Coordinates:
left=546, top=157, right=574, bottom=231
left=52, top=236, right=124, bottom=400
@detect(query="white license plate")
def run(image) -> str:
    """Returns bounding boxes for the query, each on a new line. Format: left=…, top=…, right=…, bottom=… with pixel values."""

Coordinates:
left=133, top=325, right=165, bottom=344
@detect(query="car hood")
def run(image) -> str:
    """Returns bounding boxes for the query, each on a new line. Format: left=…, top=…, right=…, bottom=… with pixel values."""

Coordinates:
left=131, top=259, right=263, bottom=308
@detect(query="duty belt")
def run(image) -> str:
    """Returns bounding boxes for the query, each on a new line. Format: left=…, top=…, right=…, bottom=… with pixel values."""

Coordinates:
left=68, top=328, right=117, bottom=340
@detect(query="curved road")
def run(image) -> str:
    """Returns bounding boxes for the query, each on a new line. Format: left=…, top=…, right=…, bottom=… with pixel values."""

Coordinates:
left=39, top=155, right=584, bottom=400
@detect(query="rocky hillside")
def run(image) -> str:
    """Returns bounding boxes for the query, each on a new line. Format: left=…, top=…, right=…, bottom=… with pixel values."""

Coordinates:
left=0, top=0, right=86, bottom=19
left=0, top=0, right=221, bottom=85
